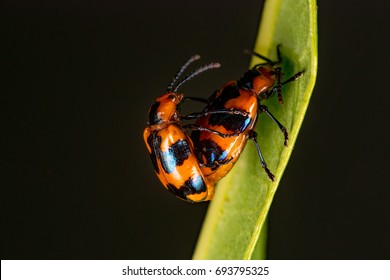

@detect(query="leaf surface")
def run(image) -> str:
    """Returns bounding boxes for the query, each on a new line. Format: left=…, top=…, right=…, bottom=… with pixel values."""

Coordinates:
left=193, top=0, right=318, bottom=259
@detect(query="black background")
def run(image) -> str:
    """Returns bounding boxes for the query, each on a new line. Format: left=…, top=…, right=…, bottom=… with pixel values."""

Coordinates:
left=2, top=0, right=389, bottom=259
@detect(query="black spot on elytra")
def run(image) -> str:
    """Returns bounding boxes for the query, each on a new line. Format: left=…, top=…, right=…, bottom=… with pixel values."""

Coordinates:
left=208, top=84, right=240, bottom=110
left=204, top=84, right=251, bottom=132
left=148, top=101, right=161, bottom=125
left=237, top=69, right=261, bottom=90
left=197, top=139, right=228, bottom=167
left=146, top=131, right=161, bottom=174
left=166, top=175, right=207, bottom=202
left=201, top=84, right=249, bottom=132
left=203, top=84, right=250, bottom=132
left=184, top=175, right=207, bottom=193
left=160, top=139, right=191, bottom=174
left=208, top=113, right=251, bottom=132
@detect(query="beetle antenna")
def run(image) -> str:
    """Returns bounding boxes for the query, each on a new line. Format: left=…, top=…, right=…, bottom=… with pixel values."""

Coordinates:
left=244, top=45, right=284, bottom=68
left=173, top=63, right=220, bottom=93
left=244, top=49, right=275, bottom=65
left=166, top=55, right=201, bottom=92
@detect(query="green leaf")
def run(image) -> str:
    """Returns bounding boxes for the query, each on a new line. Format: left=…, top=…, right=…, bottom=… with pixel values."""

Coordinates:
left=193, top=0, right=318, bottom=260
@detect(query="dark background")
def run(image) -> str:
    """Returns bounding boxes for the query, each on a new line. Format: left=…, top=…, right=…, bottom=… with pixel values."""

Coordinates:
left=2, top=0, right=389, bottom=259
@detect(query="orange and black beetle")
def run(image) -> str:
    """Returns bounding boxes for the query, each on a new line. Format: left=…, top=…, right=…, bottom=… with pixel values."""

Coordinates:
left=192, top=45, right=304, bottom=183
left=144, top=56, right=243, bottom=202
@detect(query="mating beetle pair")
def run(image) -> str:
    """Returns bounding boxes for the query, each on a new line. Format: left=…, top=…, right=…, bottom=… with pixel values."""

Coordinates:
left=143, top=46, right=303, bottom=202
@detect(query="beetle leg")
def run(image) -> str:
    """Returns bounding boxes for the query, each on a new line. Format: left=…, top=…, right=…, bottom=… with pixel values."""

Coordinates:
left=265, top=70, right=304, bottom=100
left=182, top=124, right=241, bottom=138
left=181, top=108, right=248, bottom=120
left=248, top=130, right=275, bottom=181
left=200, top=158, right=233, bottom=170
left=281, top=70, right=304, bottom=85
left=245, top=44, right=283, bottom=69
left=276, top=44, right=282, bottom=63
left=210, top=158, right=233, bottom=170
left=258, top=105, right=288, bottom=146
left=244, top=51, right=276, bottom=68
left=274, top=67, right=284, bottom=104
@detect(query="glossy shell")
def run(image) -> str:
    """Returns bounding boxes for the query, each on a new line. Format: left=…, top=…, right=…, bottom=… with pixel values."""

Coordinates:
left=144, top=122, right=214, bottom=202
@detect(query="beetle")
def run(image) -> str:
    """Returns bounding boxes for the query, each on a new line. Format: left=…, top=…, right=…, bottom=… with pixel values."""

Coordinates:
left=191, top=45, right=304, bottom=183
left=143, top=55, right=245, bottom=202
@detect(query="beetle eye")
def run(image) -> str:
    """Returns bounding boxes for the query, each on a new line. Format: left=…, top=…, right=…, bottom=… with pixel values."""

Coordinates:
left=167, top=94, right=176, bottom=100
